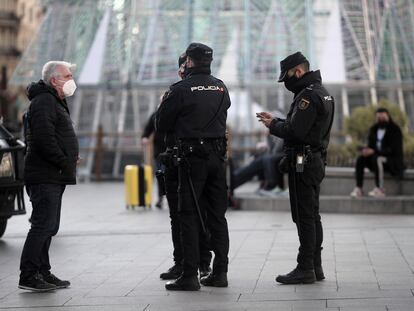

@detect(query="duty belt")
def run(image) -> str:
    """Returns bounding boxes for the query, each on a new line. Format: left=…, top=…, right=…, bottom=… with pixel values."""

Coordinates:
left=179, top=137, right=225, bottom=145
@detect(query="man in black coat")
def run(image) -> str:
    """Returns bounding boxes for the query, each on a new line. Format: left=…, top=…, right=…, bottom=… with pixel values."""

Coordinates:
left=350, top=108, right=405, bottom=197
left=19, top=61, right=79, bottom=292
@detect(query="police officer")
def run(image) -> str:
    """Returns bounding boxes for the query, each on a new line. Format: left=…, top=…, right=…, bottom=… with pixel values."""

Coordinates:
left=257, top=52, right=334, bottom=284
left=159, top=53, right=213, bottom=281
left=156, top=42, right=231, bottom=291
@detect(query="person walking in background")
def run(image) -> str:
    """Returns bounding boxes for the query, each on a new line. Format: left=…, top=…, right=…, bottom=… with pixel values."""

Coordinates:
left=19, top=61, right=79, bottom=292
left=141, top=111, right=167, bottom=208
left=350, top=108, right=405, bottom=198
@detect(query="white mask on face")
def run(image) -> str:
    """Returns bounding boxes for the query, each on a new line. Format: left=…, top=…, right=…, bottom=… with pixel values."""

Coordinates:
left=56, top=79, right=77, bottom=97
left=62, top=79, right=77, bottom=97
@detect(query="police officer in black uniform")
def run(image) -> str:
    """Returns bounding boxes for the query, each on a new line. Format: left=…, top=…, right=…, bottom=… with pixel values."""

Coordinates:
left=156, top=42, right=231, bottom=291
left=257, top=52, right=334, bottom=284
left=159, top=53, right=213, bottom=281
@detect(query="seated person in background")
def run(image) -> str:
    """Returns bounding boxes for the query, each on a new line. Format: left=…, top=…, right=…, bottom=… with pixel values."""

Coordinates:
left=141, top=111, right=166, bottom=208
left=231, top=134, right=285, bottom=196
left=350, top=108, right=405, bottom=198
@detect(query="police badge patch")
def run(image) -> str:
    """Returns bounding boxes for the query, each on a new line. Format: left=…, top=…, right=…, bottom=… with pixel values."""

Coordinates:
left=298, top=98, right=310, bottom=110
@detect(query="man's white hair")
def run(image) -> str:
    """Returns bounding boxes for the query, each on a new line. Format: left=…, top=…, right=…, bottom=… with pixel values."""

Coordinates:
left=42, top=61, right=76, bottom=85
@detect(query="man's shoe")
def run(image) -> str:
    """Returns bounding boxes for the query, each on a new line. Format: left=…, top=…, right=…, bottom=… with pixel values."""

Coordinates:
left=160, top=264, right=183, bottom=280
left=275, top=267, right=316, bottom=284
left=314, top=266, right=325, bottom=281
left=200, top=272, right=228, bottom=287
left=18, top=273, right=57, bottom=292
left=42, top=273, right=71, bottom=289
left=165, top=275, right=200, bottom=291
left=199, top=265, right=212, bottom=278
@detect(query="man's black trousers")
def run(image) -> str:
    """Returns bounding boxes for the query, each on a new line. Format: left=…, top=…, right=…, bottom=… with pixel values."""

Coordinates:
left=166, top=144, right=229, bottom=277
left=355, top=154, right=390, bottom=188
left=288, top=154, right=325, bottom=270
left=165, top=170, right=212, bottom=267
left=20, top=184, right=66, bottom=280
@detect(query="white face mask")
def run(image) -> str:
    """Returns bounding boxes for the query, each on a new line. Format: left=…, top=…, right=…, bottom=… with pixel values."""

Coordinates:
left=57, top=79, right=77, bottom=97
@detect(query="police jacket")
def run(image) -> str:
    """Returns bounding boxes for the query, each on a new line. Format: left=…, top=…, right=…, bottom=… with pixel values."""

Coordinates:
left=367, top=121, right=405, bottom=177
left=142, top=112, right=166, bottom=158
left=24, top=80, right=79, bottom=185
left=155, top=66, right=231, bottom=141
left=269, top=70, right=334, bottom=152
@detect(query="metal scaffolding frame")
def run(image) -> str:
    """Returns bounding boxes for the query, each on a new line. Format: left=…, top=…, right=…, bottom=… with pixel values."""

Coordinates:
left=9, top=0, right=414, bottom=179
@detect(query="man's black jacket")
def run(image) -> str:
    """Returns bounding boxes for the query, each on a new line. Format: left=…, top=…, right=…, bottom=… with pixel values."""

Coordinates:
left=24, top=80, right=79, bottom=185
left=367, top=121, right=405, bottom=176
left=141, top=112, right=166, bottom=159
left=155, top=66, right=231, bottom=140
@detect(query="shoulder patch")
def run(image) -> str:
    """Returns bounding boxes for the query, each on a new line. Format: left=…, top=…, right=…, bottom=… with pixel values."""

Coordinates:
left=298, top=98, right=310, bottom=110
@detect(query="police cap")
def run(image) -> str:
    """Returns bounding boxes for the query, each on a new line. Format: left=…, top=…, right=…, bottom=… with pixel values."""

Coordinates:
left=178, top=52, right=186, bottom=67
left=278, top=51, right=308, bottom=82
left=186, top=42, right=213, bottom=61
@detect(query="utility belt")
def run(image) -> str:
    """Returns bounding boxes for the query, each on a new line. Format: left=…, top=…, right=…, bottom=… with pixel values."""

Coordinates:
left=158, top=137, right=227, bottom=168
left=279, top=145, right=325, bottom=173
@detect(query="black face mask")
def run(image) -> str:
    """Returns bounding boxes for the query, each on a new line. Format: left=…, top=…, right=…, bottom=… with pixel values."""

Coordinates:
left=182, top=66, right=190, bottom=78
left=377, top=121, right=389, bottom=129
left=284, top=74, right=300, bottom=93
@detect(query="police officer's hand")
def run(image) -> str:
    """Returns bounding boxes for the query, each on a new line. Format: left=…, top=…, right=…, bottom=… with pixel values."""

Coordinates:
left=362, top=147, right=375, bottom=157
left=256, top=111, right=274, bottom=128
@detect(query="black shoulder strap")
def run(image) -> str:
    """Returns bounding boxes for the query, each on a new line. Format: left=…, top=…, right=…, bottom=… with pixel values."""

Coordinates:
left=201, top=88, right=227, bottom=132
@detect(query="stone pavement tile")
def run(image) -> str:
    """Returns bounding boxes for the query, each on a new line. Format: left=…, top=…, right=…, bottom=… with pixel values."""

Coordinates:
left=294, top=280, right=338, bottom=291
left=66, top=291, right=240, bottom=307
left=327, top=297, right=414, bottom=308
left=336, top=282, right=380, bottom=290
left=0, top=291, right=72, bottom=309
left=336, top=271, right=378, bottom=283
left=239, top=288, right=412, bottom=302
left=145, top=300, right=331, bottom=311
left=338, top=307, right=386, bottom=311
left=0, top=307, right=147, bottom=311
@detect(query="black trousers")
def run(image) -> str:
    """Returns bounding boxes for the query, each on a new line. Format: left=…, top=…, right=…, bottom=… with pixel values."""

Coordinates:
left=355, top=154, right=389, bottom=188
left=165, top=167, right=213, bottom=269
left=232, top=153, right=284, bottom=190
left=288, top=155, right=325, bottom=270
left=20, top=184, right=66, bottom=279
left=167, top=145, right=229, bottom=277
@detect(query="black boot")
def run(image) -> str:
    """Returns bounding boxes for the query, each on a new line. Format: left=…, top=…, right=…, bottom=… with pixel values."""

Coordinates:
left=200, top=272, right=228, bottom=287
left=314, top=266, right=325, bottom=281
left=314, top=247, right=325, bottom=281
left=165, top=275, right=200, bottom=291
left=199, top=265, right=211, bottom=278
left=275, top=267, right=316, bottom=284
left=160, top=264, right=183, bottom=280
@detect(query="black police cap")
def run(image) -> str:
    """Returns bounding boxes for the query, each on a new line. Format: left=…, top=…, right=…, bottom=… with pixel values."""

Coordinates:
left=278, top=51, right=308, bottom=82
left=186, top=42, right=213, bottom=61
left=178, top=52, right=186, bottom=67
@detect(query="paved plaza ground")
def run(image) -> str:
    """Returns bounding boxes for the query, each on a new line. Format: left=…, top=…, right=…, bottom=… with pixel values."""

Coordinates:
left=1, top=182, right=414, bottom=310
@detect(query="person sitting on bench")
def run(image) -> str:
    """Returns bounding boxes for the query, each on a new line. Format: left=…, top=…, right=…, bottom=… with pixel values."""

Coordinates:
left=350, top=108, right=405, bottom=197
